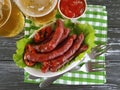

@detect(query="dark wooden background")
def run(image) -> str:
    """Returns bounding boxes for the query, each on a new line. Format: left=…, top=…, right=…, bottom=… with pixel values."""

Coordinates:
left=0, top=0, right=120, bottom=90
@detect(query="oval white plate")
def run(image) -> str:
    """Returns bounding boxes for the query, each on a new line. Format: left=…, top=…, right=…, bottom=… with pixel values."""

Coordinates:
left=24, top=57, right=84, bottom=77
left=24, top=20, right=86, bottom=78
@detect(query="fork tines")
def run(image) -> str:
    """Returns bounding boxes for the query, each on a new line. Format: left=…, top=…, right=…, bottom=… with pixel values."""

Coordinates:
left=92, top=44, right=111, bottom=58
left=86, top=61, right=105, bottom=72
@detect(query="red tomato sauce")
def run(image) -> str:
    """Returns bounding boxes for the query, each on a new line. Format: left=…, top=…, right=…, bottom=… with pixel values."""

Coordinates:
left=60, top=0, right=86, bottom=18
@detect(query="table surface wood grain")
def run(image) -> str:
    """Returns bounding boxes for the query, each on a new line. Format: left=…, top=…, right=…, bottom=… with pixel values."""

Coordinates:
left=0, top=0, right=120, bottom=90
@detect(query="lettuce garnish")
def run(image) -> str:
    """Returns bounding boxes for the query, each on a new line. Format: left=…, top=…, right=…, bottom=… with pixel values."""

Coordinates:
left=13, top=38, right=41, bottom=68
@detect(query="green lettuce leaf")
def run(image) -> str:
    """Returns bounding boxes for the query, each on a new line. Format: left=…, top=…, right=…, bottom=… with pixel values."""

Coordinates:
left=13, top=38, right=41, bottom=69
left=13, top=38, right=30, bottom=68
left=73, top=22, right=95, bottom=65
left=64, top=19, right=95, bottom=52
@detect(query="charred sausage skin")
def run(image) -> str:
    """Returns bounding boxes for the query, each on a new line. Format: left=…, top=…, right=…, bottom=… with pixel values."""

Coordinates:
left=25, top=34, right=77, bottom=62
left=50, top=33, right=84, bottom=72
left=34, top=25, right=52, bottom=43
left=24, top=45, right=36, bottom=66
left=41, top=44, right=88, bottom=73
left=33, top=19, right=64, bottom=53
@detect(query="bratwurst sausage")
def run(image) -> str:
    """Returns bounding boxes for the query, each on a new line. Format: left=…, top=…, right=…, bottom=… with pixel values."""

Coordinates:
left=24, top=44, right=36, bottom=66
left=25, top=34, right=77, bottom=62
left=33, top=19, right=64, bottom=53
left=41, top=44, right=88, bottom=73
left=49, top=33, right=84, bottom=72
left=34, top=25, right=52, bottom=43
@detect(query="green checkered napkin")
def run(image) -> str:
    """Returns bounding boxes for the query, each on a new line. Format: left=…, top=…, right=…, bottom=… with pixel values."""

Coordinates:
left=24, top=5, right=107, bottom=85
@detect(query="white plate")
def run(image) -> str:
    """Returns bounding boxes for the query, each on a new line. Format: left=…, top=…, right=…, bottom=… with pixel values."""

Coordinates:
left=24, top=57, right=85, bottom=77
left=24, top=20, right=86, bottom=78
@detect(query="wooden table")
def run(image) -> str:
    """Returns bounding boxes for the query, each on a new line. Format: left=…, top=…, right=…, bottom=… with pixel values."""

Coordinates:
left=0, top=0, right=120, bottom=90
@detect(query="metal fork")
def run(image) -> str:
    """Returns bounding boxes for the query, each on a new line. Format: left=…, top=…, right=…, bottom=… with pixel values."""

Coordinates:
left=88, top=44, right=110, bottom=59
left=38, top=44, right=110, bottom=88
left=76, top=61, right=105, bottom=72
left=39, top=61, right=105, bottom=88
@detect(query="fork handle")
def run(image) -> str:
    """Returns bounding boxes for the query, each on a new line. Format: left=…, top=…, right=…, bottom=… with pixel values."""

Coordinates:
left=39, top=65, right=82, bottom=88
left=39, top=74, right=63, bottom=88
left=39, top=66, right=80, bottom=88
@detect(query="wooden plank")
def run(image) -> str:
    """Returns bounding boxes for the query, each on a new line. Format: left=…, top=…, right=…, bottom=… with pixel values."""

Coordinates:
left=0, top=61, right=119, bottom=90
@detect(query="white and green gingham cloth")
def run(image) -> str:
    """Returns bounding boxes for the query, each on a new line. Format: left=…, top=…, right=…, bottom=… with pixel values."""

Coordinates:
left=24, top=5, right=107, bottom=85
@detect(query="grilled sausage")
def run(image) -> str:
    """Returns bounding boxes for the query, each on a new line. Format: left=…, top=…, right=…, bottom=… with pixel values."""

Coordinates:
left=49, top=33, right=84, bottom=72
left=25, top=34, right=77, bottom=62
left=41, top=61, right=50, bottom=73
left=34, top=25, right=52, bottom=43
left=59, top=28, right=70, bottom=43
left=24, top=45, right=36, bottom=66
left=24, top=54, right=36, bottom=66
left=40, top=44, right=88, bottom=73
left=33, top=27, right=70, bottom=50
left=33, top=19, right=64, bottom=52
left=70, top=44, right=88, bottom=59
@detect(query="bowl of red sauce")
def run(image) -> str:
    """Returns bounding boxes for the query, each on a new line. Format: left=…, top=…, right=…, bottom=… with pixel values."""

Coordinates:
left=58, top=0, right=87, bottom=19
